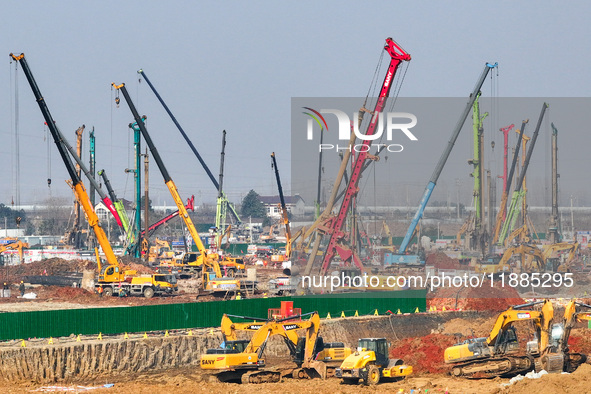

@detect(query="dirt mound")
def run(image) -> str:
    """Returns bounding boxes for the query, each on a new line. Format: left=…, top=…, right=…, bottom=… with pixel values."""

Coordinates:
left=440, top=316, right=495, bottom=337
left=506, top=363, right=591, bottom=393
left=389, top=333, right=456, bottom=374
left=124, top=262, right=155, bottom=275
left=8, top=258, right=94, bottom=281
left=426, top=252, right=461, bottom=269
left=567, top=329, right=591, bottom=354
left=428, top=282, right=524, bottom=312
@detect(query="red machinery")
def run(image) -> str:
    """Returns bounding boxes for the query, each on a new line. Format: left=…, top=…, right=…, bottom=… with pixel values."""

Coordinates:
left=319, top=38, right=410, bottom=275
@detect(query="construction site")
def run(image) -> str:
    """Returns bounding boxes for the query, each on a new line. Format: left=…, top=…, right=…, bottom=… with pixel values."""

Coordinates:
left=1, top=3, right=590, bottom=393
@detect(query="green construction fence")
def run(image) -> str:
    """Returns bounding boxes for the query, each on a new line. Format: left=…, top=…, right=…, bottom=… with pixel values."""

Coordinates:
left=0, top=289, right=426, bottom=341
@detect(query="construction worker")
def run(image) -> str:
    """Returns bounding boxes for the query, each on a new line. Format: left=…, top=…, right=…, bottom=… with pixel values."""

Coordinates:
left=97, top=285, right=103, bottom=298
left=235, top=292, right=241, bottom=300
left=19, top=281, right=25, bottom=296
left=263, top=292, right=268, bottom=298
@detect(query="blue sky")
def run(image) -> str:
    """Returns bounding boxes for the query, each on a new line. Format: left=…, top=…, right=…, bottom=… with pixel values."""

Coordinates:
left=1, top=1, right=589, bottom=208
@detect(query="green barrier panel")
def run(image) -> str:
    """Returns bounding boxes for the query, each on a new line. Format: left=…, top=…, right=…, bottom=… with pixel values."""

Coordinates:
left=0, top=289, right=426, bottom=341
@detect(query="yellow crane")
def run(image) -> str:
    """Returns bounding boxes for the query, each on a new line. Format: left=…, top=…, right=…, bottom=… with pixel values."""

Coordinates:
left=112, top=83, right=240, bottom=295
left=11, top=53, right=177, bottom=298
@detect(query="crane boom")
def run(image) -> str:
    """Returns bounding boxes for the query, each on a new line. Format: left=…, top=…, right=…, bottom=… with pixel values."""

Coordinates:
left=398, top=62, right=498, bottom=254
left=137, top=69, right=241, bottom=225
left=215, top=131, right=228, bottom=248
left=11, top=53, right=119, bottom=267
left=98, top=169, right=134, bottom=251
left=271, top=152, right=292, bottom=258
left=112, top=83, right=222, bottom=277
left=498, top=103, right=548, bottom=245
left=492, top=120, right=528, bottom=244
left=319, top=37, right=410, bottom=274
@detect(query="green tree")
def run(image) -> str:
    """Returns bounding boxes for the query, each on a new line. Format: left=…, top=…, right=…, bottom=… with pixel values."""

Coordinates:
left=241, top=190, right=266, bottom=218
left=139, top=196, right=154, bottom=212
left=0, top=204, right=27, bottom=229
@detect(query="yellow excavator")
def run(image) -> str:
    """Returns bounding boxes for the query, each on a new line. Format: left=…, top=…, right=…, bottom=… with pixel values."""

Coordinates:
left=201, top=312, right=321, bottom=383
left=290, top=312, right=352, bottom=379
left=335, top=338, right=412, bottom=385
left=11, top=53, right=177, bottom=298
left=444, top=299, right=553, bottom=378
left=475, top=244, right=545, bottom=275
left=536, top=299, right=591, bottom=373
left=542, top=242, right=579, bottom=272
left=0, top=240, right=29, bottom=264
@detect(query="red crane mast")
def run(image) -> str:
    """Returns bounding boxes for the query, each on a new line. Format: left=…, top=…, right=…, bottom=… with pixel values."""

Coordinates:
left=320, top=38, right=410, bottom=275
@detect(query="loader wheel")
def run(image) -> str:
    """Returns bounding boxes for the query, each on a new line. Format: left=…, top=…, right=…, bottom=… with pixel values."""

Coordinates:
left=143, top=287, right=155, bottom=299
left=227, top=268, right=236, bottom=277
left=364, top=365, right=380, bottom=386
left=103, top=287, right=113, bottom=297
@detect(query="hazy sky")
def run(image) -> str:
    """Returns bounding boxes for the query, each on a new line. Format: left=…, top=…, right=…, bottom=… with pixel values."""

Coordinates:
left=2, top=1, right=589, bottom=210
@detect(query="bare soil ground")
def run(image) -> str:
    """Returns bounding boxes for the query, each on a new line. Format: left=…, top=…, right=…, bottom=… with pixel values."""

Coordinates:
left=2, top=364, right=591, bottom=394
left=1, top=254, right=591, bottom=393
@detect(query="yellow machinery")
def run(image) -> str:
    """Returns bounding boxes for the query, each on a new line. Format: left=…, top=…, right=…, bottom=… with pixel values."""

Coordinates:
left=0, top=240, right=29, bottom=264
left=201, top=311, right=350, bottom=383
left=475, top=244, right=545, bottom=275
left=542, top=242, right=579, bottom=272
left=148, top=238, right=175, bottom=265
left=444, top=300, right=553, bottom=378
left=11, top=53, right=177, bottom=298
left=161, top=251, right=245, bottom=278
left=113, top=83, right=241, bottom=295
left=535, top=299, right=591, bottom=373
left=504, top=224, right=537, bottom=247
left=291, top=312, right=352, bottom=379
left=477, top=242, right=579, bottom=275
left=335, top=338, right=412, bottom=385
left=201, top=312, right=321, bottom=383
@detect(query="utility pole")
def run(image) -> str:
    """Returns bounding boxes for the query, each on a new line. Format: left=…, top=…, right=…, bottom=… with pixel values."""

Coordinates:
left=548, top=123, right=560, bottom=243
left=143, top=148, right=149, bottom=263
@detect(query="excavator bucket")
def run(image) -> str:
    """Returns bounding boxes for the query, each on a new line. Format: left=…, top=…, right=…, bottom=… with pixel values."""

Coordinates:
left=304, top=360, right=327, bottom=379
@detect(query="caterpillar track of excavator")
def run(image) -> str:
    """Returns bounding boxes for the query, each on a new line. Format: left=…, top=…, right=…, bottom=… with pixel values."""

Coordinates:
left=444, top=299, right=553, bottom=378
left=201, top=312, right=351, bottom=383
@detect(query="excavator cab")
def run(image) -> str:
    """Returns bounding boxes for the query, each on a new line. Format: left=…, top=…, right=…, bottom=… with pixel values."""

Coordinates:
left=494, top=326, right=520, bottom=354
left=206, top=340, right=250, bottom=355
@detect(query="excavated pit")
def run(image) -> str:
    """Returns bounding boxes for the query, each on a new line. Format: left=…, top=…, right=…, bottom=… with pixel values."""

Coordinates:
left=0, top=311, right=485, bottom=383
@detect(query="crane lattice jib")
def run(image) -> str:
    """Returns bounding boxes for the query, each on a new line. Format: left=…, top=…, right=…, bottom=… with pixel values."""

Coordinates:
left=320, top=38, right=410, bottom=274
